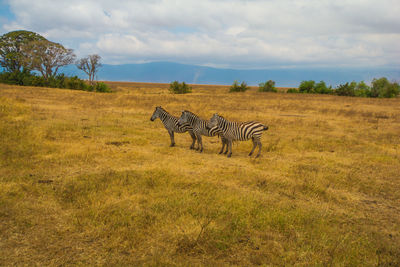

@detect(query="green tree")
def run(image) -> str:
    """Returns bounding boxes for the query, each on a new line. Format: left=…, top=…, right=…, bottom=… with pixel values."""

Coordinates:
left=169, top=81, right=192, bottom=94
left=21, top=40, right=76, bottom=81
left=230, top=80, right=249, bottom=92
left=298, top=80, right=315, bottom=93
left=371, top=77, right=400, bottom=98
left=314, top=81, right=332, bottom=94
left=335, top=82, right=356, bottom=96
left=259, top=80, right=277, bottom=92
left=354, top=81, right=370, bottom=97
left=0, top=30, right=46, bottom=72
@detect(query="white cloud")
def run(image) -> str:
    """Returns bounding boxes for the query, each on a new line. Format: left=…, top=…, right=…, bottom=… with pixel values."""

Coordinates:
left=2, top=0, right=400, bottom=68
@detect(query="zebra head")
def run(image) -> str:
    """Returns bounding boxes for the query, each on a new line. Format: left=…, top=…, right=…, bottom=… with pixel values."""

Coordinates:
left=209, top=113, right=220, bottom=128
left=150, top=106, right=162, bottom=121
left=177, top=110, right=188, bottom=126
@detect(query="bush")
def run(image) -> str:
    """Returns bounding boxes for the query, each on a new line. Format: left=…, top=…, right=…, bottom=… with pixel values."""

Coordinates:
left=259, top=80, right=277, bottom=92
left=299, top=80, right=316, bottom=93
left=314, top=81, right=333, bottom=94
left=0, top=70, right=111, bottom=92
left=335, top=82, right=356, bottom=96
left=354, top=81, right=370, bottom=97
left=0, top=69, right=33, bottom=85
left=93, top=82, right=111, bottom=93
left=65, top=76, right=89, bottom=90
left=370, top=77, right=399, bottom=98
left=169, top=81, right=192, bottom=94
left=286, top=88, right=299, bottom=93
left=229, top=80, right=249, bottom=92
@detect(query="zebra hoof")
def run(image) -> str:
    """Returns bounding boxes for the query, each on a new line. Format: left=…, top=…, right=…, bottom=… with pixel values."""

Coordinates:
left=255, top=154, right=260, bottom=158
left=248, top=152, right=253, bottom=156
left=218, top=151, right=223, bottom=154
left=224, top=151, right=228, bottom=154
left=227, top=153, right=232, bottom=158
left=170, top=144, right=175, bottom=147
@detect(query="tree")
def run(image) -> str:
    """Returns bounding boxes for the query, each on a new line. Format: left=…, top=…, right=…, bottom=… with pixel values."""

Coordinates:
left=259, top=80, right=277, bottom=92
left=354, top=81, right=370, bottom=97
left=76, top=54, right=102, bottom=84
left=299, top=80, right=316, bottom=93
left=229, top=80, right=249, bottom=92
left=169, top=81, right=192, bottom=94
left=370, top=77, right=399, bottom=98
left=0, top=30, right=46, bottom=72
left=21, top=40, right=76, bottom=81
left=335, top=82, right=356, bottom=96
left=314, top=81, right=332, bottom=94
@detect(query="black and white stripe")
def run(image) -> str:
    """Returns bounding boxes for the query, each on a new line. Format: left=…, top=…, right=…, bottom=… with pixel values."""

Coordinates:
left=178, top=110, right=227, bottom=153
left=208, top=113, right=269, bottom=158
left=150, top=106, right=196, bottom=149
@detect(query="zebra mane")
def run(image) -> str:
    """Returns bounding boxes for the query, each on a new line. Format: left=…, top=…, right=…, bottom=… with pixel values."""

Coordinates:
left=157, top=106, right=168, bottom=113
left=183, top=110, right=199, bottom=118
left=215, top=113, right=226, bottom=120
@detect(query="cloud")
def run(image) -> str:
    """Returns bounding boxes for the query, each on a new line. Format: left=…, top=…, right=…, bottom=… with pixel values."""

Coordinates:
left=2, top=0, right=400, bottom=68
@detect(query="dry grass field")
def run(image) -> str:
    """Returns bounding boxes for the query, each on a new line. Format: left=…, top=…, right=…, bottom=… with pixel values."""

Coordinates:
left=1, top=81, right=400, bottom=266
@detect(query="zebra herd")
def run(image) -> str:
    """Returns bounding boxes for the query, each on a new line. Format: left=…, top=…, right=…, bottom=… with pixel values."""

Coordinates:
left=150, top=106, right=269, bottom=158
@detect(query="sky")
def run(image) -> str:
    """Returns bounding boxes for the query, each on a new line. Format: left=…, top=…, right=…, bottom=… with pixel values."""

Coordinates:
left=0, top=0, right=399, bottom=69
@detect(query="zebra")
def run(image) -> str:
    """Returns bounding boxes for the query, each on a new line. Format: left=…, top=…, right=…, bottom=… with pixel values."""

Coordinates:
left=150, top=106, right=196, bottom=149
left=178, top=110, right=228, bottom=153
left=208, top=113, right=269, bottom=158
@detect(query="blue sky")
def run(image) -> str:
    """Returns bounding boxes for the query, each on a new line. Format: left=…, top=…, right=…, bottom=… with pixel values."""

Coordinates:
left=1, top=0, right=399, bottom=70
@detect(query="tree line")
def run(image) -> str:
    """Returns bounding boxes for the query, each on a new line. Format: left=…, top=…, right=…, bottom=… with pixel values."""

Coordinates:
left=0, top=30, right=110, bottom=92
left=228, top=79, right=399, bottom=98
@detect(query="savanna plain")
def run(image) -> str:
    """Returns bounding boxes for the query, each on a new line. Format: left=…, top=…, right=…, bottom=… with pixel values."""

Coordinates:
left=1, top=82, right=399, bottom=266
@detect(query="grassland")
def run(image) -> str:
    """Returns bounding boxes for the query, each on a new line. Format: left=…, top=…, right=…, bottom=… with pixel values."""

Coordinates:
left=1, top=81, right=399, bottom=266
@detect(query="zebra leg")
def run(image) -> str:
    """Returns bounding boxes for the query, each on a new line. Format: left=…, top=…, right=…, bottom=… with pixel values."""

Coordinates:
left=189, top=131, right=196, bottom=149
left=219, top=138, right=226, bottom=154
left=256, top=140, right=262, bottom=158
left=197, top=135, right=203, bottom=153
left=194, top=134, right=201, bottom=150
left=223, top=139, right=229, bottom=154
left=249, top=137, right=257, bottom=156
left=227, top=140, right=233, bottom=158
left=168, top=131, right=175, bottom=147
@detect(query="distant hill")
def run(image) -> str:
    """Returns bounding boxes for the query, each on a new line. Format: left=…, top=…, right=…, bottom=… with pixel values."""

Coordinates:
left=32, top=62, right=400, bottom=87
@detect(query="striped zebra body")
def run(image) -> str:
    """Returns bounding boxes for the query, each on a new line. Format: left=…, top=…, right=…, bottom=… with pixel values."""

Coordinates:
left=178, top=110, right=227, bottom=153
left=150, top=106, right=196, bottom=149
left=209, top=113, right=269, bottom=158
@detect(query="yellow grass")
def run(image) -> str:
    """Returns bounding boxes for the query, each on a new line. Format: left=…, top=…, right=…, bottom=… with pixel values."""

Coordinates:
left=1, top=82, right=399, bottom=266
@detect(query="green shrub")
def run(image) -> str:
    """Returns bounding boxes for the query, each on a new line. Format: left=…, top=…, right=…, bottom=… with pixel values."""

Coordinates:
left=370, top=77, right=399, bottom=98
left=286, top=88, right=299, bottom=93
left=335, top=82, right=356, bottom=97
left=314, top=81, right=333, bottom=94
left=0, top=69, right=33, bottom=85
left=169, top=81, right=192, bottom=94
left=64, top=76, right=89, bottom=90
left=0, top=70, right=110, bottom=92
left=93, top=82, right=111, bottom=93
left=354, top=81, right=371, bottom=97
left=299, top=80, right=316, bottom=93
left=259, top=80, right=277, bottom=92
left=229, top=80, right=249, bottom=92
